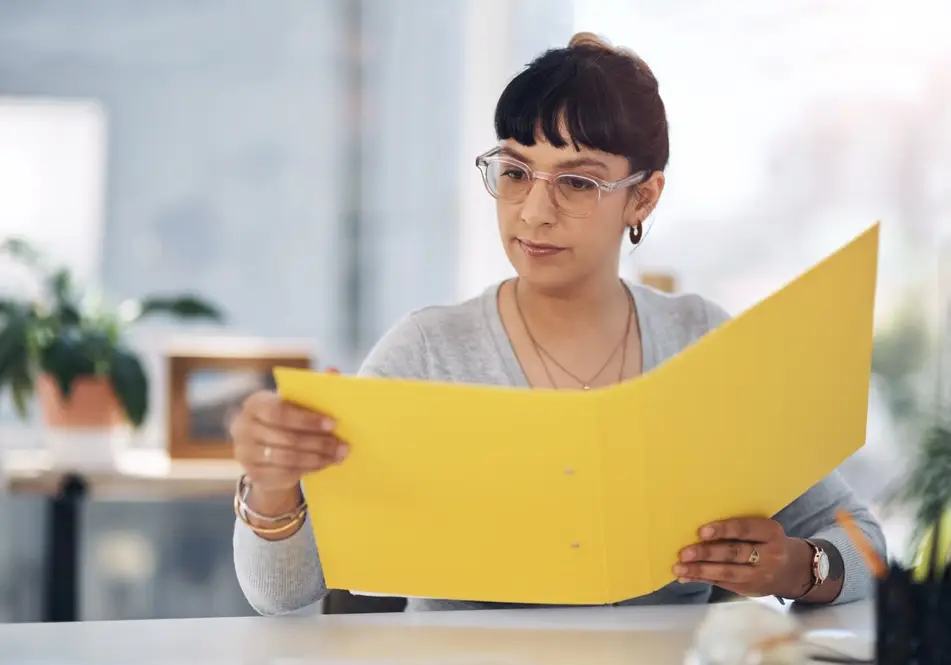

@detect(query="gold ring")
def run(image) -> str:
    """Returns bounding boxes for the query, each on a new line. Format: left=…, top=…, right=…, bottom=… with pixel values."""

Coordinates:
left=748, top=547, right=760, bottom=565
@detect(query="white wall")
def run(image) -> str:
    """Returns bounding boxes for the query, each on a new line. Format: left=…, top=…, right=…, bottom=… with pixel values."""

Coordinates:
left=0, top=98, right=107, bottom=300
left=355, top=0, right=467, bottom=351
left=0, top=0, right=352, bottom=361
left=575, top=0, right=951, bottom=322
left=456, top=0, right=576, bottom=300
left=456, top=0, right=515, bottom=301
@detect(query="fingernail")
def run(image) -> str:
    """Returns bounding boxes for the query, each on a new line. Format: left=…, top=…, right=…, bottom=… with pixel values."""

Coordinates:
left=321, top=418, right=335, bottom=432
left=700, top=526, right=715, bottom=540
left=673, top=564, right=687, bottom=576
left=677, top=577, right=690, bottom=584
left=680, top=548, right=696, bottom=562
left=334, top=444, right=349, bottom=462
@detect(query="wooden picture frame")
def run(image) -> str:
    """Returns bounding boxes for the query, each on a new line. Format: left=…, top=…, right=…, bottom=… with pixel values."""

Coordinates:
left=167, top=349, right=311, bottom=460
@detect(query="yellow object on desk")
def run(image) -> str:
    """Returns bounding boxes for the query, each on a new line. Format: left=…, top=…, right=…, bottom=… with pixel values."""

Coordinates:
left=275, top=223, right=880, bottom=605
left=912, top=506, right=951, bottom=581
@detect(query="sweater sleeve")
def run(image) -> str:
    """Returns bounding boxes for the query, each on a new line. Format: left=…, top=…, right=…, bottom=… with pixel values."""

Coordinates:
left=702, top=295, right=885, bottom=604
left=233, top=313, right=431, bottom=615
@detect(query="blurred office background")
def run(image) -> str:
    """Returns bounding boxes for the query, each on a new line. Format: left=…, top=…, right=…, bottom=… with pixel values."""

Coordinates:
left=0, top=0, right=949, bottom=620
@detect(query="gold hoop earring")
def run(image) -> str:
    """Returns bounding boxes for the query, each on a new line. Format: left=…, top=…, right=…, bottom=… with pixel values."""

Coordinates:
left=629, top=223, right=643, bottom=245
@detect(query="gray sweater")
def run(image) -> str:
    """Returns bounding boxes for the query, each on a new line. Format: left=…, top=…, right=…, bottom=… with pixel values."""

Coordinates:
left=233, top=281, right=885, bottom=614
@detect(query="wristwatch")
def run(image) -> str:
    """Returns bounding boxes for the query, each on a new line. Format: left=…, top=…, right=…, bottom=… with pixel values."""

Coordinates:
left=804, top=539, right=831, bottom=589
left=777, top=538, right=837, bottom=604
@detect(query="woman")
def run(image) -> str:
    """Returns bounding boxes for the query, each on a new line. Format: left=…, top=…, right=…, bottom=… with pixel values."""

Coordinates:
left=231, top=33, right=885, bottom=614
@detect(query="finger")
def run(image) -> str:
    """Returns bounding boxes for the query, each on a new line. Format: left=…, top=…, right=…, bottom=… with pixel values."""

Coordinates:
left=236, top=440, right=335, bottom=472
left=235, top=419, right=343, bottom=458
left=251, top=443, right=336, bottom=471
left=673, top=562, right=756, bottom=585
left=248, top=392, right=335, bottom=433
left=680, top=541, right=759, bottom=565
left=241, top=431, right=347, bottom=469
left=699, top=517, right=781, bottom=543
left=252, top=421, right=347, bottom=456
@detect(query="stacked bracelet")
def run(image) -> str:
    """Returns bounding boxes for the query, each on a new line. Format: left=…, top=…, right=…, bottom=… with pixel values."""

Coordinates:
left=233, top=474, right=308, bottom=536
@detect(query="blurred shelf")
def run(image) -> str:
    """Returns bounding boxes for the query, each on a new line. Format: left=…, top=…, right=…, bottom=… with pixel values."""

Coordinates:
left=2, top=448, right=240, bottom=501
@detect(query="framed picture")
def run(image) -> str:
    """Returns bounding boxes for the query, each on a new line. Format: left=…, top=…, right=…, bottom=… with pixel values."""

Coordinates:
left=167, top=348, right=311, bottom=460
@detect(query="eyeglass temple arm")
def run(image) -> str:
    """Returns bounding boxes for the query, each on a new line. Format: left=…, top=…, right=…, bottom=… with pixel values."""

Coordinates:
left=602, top=170, right=649, bottom=191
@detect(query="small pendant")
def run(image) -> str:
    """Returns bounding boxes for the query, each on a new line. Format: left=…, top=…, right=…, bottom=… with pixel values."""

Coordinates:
left=583, top=384, right=590, bottom=391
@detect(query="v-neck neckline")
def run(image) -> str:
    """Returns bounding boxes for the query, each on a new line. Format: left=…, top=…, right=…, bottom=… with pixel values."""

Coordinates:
left=482, top=279, right=656, bottom=389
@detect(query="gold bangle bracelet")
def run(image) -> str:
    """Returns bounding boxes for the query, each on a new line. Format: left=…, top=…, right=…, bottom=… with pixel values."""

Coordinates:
left=234, top=474, right=306, bottom=523
left=233, top=494, right=306, bottom=535
left=245, top=513, right=305, bottom=536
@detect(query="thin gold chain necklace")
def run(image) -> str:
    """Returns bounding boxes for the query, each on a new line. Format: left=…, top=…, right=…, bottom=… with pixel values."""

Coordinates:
left=514, top=279, right=634, bottom=390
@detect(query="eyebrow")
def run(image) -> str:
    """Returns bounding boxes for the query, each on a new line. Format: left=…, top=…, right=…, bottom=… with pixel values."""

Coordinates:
left=499, top=147, right=610, bottom=173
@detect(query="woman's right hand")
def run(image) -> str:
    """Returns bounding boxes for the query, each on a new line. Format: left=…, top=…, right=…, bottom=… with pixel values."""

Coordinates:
left=231, top=390, right=349, bottom=494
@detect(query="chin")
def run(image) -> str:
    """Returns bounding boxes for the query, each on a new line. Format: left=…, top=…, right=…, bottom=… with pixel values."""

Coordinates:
left=511, top=262, right=578, bottom=293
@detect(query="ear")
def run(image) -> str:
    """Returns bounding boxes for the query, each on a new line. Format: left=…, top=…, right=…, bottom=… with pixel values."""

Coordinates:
left=624, top=171, right=665, bottom=225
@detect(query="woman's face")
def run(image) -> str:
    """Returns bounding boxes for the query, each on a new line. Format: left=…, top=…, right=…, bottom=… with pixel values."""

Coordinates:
left=494, top=137, right=660, bottom=291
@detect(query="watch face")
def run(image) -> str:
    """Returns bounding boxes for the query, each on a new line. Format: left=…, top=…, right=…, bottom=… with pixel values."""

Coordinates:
left=817, top=551, right=831, bottom=580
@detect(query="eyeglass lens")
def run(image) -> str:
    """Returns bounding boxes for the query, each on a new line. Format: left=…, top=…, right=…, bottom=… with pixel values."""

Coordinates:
left=484, top=159, right=600, bottom=215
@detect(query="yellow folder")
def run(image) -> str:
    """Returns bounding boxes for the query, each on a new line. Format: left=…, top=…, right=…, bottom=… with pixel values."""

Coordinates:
left=275, top=223, right=880, bottom=605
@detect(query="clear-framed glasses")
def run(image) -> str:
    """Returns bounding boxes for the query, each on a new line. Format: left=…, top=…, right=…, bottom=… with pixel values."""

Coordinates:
left=475, top=146, right=648, bottom=218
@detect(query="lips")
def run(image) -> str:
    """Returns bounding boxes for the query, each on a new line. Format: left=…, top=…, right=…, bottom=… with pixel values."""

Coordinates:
left=518, top=239, right=566, bottom=257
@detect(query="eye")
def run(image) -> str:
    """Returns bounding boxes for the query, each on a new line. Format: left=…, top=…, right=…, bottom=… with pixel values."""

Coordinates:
left=561, top=176, right=597, bottom=191
left=501, top=167, right=528, bottom=181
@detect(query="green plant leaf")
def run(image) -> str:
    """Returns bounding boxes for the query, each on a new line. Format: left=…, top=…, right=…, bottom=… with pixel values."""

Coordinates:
left=38, top=330, right=97, bottom=399
left=109, top=347, right=148, bottom=427
left=127, top=295, right=225, bottom=324
left=9, top=355, right=33, bottom=419
left=49, top=268, right=70, bottom=300
left=0, top=306, right=32, bottom=419
left=0, top=299, right=19, bottom=318
left=872, top=320, right=930, bottom=382
left=892, top=423, right=951, bottom=546
left=77, top=329, right=115, bottom=373
left=48, top=268, right=81, bottom=325
left=0, top=236, right=44, bottom=270
left=0, top=308, right=28, bottom=376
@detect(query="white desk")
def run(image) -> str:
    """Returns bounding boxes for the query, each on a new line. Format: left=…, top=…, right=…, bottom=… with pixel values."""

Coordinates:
left=3, top=448, right=239, bottom=500
left=0, top=600, right=873, bottom=664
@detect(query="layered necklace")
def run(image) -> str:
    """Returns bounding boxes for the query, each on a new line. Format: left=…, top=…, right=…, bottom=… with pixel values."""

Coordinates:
left=513, top=279, right=634, bottom=390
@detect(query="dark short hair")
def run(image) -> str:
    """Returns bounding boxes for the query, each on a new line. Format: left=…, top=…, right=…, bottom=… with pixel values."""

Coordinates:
left=494, top=33, right=669, bottom=175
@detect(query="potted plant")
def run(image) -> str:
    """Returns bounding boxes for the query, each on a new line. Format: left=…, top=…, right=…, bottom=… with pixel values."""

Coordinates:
left=875, top=286, right=951, bottom=664
left=0, top=237, right=224, bottom=430
left=902, top=423, right=951, bottom=577
left=899, top=263, right=951, bottom=576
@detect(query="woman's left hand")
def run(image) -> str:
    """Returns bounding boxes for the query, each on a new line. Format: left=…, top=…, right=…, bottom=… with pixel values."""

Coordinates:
left=673, top=517, right=813, bottom=598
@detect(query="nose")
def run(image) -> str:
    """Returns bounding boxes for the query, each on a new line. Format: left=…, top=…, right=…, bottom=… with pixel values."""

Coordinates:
left=519, top=179, right=556, bottom=227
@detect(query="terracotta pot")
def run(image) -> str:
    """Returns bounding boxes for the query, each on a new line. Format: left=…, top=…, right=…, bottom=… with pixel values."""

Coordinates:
left=36, top=374, right=127, bottom=429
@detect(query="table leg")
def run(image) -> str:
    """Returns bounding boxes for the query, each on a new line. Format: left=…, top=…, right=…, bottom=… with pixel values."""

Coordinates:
left=42, top=474, right=87, bottom=622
